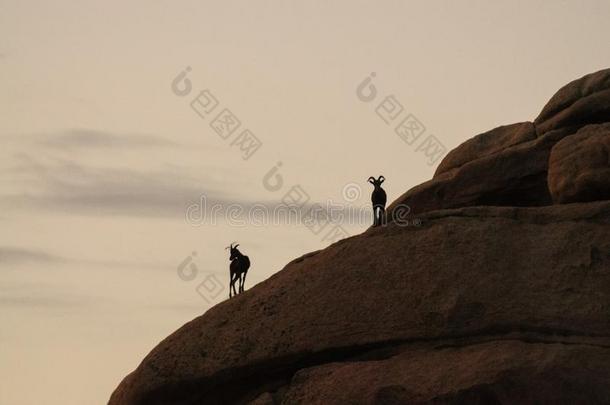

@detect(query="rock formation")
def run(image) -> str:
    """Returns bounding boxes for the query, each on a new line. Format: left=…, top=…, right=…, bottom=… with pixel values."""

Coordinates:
left=109, top=69, right=610, bottom=405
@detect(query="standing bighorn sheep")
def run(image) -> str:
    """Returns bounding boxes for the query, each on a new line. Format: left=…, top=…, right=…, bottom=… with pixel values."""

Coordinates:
left=226, top=242, right=250, bottom=298
left=368, top=175, right=387, bottom=226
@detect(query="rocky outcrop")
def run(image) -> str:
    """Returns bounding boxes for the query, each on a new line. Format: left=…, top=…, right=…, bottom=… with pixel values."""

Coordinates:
left=387, top=68, right=610, bottom=217
left=109, top=203, right=610, bottom=405
left=548, top=123, right=610, bottom=204
left=109, top=69, right=610, bottom=405
left=388, top=126, right=569, bottom=215
left=534, top=68, right=610, bottom=134
left=434, top=121, right=537, bottom=177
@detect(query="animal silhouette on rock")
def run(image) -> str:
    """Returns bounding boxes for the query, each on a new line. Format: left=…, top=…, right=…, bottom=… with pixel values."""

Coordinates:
left=226, top=242, right=250, bottom=298
left=368, top=175, right=387, bottom=226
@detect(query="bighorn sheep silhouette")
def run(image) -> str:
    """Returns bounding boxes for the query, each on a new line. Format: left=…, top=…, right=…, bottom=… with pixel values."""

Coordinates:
left=226, top=242, right=250, bottom=298
left=368, top=176, right=387, bottom=226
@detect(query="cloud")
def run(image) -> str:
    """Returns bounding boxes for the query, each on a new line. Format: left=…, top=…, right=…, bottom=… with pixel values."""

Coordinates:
left=39, top=128, right=177, bottom=149
left=0, top=279, right=98, bottom=310
left=2, top=153, right=369, bottom=224
left=2, top=129, right=363, bottom=222
left=0, top=294, right=92, bottom=309
left=0, top=245, right=171, bottom=272
left=3, top=155, right=353, bottom=223
left=1, top=128, right=262, bottom=218
left=0, top=247, right=64, bottom=264
left=2, top=152, right=246, bottom=217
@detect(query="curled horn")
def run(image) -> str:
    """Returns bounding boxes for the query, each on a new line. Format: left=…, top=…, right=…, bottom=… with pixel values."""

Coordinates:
left=378, top=175, right=385, bottom=183
left=225, top=241, right=237, bottom=250
left=234, top=244, right=240, bottom=249
left=368, top=176, right=375, bottom=184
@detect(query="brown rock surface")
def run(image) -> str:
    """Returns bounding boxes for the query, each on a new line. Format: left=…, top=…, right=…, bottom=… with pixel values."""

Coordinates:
left=434, top=122, right=536, bottom=177
left=109, top=70, right=610, bottom=405
left=281, top=341, right=610, bottom=404
left=388, top=69, right=610, bottom=217
left=534, top=68, right=610, bottom=134
left=387, top=127, right=572, bottom=216
left=548, top=123, right=610, bottom=204
left=109, top=202, right=610, bottom=405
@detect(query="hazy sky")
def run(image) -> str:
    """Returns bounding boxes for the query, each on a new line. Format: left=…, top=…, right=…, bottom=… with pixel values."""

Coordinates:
left=1, top=1, right=609, bottom=404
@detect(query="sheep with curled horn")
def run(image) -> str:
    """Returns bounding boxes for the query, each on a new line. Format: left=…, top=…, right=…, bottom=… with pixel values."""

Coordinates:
left=226, top=242, right=250, bottom=298
left=368, top=175, right=387, bottom=226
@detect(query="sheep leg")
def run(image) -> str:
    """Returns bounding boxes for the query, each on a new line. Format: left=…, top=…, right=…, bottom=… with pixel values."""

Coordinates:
left=240, top=272, right=247, bottom=293
left=229, top=272, right=238, bottom=298
left=373, top=205, right=380, bottom=226
left=233, top=274, right=239, bottom=296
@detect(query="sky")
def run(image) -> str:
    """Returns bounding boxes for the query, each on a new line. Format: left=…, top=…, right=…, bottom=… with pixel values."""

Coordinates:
left=1, top=1, right=609, bottom=404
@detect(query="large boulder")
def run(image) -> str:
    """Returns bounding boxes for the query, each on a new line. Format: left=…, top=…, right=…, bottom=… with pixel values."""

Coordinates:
left=388, top=127, right=573, bottom=216
left=388, top=69, right=610, bottom=217
left=434, top=122, right=536, bottom=177
left=109, top=202, right=610, bottom=405
left=548, top=123, right=610, bottom=204
left=535, top=68, right=610, bottom=135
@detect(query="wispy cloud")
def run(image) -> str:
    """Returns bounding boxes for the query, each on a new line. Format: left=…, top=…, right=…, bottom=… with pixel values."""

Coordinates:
left=2, top=152, right=368, bottom=224
left=0, top=127, right=267, bottom=218
left=1, top=152, right=250, bottom=217
left=39, top=128, right=177, bottom=149
left=0, top=247, right=64, bottom=264
left=0, top=245, right=171, bottom=271
left=0, top=294, right=92, bottom=309
left=2, top=129, right=355, bottom=221
left=0, top=279, right=98, bottom=310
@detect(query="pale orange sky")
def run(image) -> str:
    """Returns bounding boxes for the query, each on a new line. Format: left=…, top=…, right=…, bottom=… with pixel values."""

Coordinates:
left=1, top=1, right=610, bottom=404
